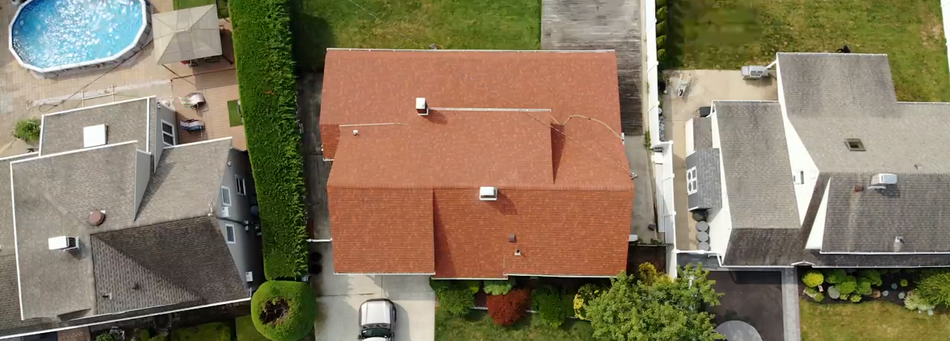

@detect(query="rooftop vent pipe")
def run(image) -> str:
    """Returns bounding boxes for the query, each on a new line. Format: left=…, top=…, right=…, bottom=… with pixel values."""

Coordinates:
left=88, top=210, right=106, bottom=226
left=416, top=98, right=429, bottom=116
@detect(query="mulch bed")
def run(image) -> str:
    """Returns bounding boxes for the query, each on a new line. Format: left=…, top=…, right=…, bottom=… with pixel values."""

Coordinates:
left=796, top=268, right=917, bottom=306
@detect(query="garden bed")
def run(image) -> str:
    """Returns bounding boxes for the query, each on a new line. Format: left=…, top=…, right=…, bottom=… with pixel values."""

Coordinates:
left=797, top=268, right=916, bottom=307
left=472, top=277, right=609, bottom=309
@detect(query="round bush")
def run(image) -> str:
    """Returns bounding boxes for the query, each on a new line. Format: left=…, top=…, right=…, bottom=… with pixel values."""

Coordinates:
left=532, top=286, right=570, bottom=328
left=802, top=270, right=824, bottom=288
left=657, top=49, right=667, bottom=61
left=437, top=287, right=475, bottom=317
left=656, top=35, right=667, bottom=49
left=656, top=6, right=668, bottom=20
left=13, top=118, right=40, bottom=143
left=487, top=288, right=531, bottom=326
left=251, top=281, right=317, bottom=341
left=850, top=294, right=862, bottom=303
left=814, top=293, right=824, bottom=303
left=837, top=276, right=857, bottom=295
left=900, top=279, right=909, bottom=287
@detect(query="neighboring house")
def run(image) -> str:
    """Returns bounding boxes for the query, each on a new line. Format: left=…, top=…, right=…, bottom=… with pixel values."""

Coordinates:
left=682, top=52, right=950, bottom=268
left=319, top=49, right=636, bottom=279
left=0, top=97, right=262, bottom=339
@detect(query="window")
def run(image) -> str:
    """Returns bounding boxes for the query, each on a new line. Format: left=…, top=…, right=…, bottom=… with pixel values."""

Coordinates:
left=225, top=224, right=236, bottom=243
left=161, top=120, right=176, bottom=146
left=221, top=187, right=232, bottom=206
left=845, top=138, right=864, bottom=151
left=686, top=167, right=698, bottom=195
left=235, top=177, right=247, bottom=196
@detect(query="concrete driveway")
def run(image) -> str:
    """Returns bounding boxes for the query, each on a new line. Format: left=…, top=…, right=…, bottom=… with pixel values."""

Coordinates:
left=310, top=242, right=435, bottom=341
left=663, top=70, right=778, bottom=250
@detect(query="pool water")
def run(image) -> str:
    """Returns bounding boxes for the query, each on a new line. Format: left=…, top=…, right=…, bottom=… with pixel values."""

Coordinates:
left=11, top=0, right=145, bottom=70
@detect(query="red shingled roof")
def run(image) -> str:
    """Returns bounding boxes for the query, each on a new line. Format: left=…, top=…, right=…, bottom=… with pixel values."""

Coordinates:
left=322, top=49, right=634, bottom=278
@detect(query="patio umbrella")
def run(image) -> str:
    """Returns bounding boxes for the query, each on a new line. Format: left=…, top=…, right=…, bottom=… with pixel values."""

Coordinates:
left=151, top=5, right=223, bottom=64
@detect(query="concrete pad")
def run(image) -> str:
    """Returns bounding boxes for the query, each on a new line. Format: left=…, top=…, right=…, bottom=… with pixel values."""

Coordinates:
left=310, top=242, right=435, bottom=341
left=664, top=70, right=778, bottom=250
left=625, top=135, right=658, bottom=242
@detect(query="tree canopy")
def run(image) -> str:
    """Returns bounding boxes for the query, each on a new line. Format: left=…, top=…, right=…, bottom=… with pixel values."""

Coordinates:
left=586, top=264, right=724, bottom=341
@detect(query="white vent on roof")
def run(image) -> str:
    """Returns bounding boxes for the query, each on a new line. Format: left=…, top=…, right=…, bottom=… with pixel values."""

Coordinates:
left=868, top=173, right=897, bottom=189
left=48, top=236, right=78, bottom=251
left=416, top=97, right=429, bottom=116
left=83, top=124, right=107, bottom=148
left=479, top=186, right=498, bottom=201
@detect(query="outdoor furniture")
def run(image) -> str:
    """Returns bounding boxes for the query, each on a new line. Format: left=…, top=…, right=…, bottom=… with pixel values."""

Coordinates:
left=180, top=119, right=205, bottom=132
left=179, top=92, right=205, bottom=109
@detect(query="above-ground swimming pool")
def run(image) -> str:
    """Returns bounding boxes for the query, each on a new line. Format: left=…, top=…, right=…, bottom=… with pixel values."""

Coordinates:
left=9, top=0, right=150, bottom=76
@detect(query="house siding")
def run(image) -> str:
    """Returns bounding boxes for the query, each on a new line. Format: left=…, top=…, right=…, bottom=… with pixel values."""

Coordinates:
left=152, top=102, right=177, bottom=171
left=216, top=149, right=263, bottom=289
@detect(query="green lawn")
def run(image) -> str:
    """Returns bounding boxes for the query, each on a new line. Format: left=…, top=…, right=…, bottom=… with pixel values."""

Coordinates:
left=227, top=100, right=243, bottom=127
left=667, top=0, right=950, bottom=101
left=289, top=0, right=542, bottom=69
left=436, top=311, right=595, bottom=341
left=173, top=0, right=230, bottom=18
left=236, top=316, right=270, bottom=341
left=800, top=300, right=950, bottom=341
left=170, top=322, right=232, bottom=341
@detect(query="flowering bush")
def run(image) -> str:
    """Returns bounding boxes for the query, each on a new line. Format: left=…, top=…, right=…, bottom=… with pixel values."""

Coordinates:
left=573, top=283, right=604, bottom=320
left=487, top=289, right=531, bottom=326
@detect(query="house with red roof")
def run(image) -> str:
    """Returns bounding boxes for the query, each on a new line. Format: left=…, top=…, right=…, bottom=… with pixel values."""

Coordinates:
left=319, top=49, right=635, bottom=279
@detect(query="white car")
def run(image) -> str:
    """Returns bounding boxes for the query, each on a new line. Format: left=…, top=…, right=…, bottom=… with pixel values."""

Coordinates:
left=358, top=299, right=397, bottom=340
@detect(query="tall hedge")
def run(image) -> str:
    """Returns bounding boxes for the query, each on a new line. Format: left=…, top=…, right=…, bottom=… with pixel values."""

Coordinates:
left=230, top=0, right=308, bottom=280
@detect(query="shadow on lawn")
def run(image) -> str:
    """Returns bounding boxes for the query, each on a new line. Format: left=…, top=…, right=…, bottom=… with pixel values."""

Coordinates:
left=290, top=1, right=335, bottom=72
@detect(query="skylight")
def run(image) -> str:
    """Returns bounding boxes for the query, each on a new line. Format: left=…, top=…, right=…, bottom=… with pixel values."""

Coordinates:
left=844, top=138, right=864, bottom=152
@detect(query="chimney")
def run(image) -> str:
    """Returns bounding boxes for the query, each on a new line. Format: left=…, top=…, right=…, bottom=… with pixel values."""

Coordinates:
left=416, top=98, right=429, bottom=116
left=88, top=210, right=106, bottom=226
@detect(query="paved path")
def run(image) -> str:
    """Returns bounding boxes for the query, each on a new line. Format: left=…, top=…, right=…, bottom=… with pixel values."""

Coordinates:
left=781, top=268, right=802, bottom=341
left=542, top=0, right=643, bottom=134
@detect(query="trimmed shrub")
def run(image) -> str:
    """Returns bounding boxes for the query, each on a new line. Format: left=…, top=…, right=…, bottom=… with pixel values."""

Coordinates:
left=460, top=280, right=481, bottom=293
left=96, top=334, right=116, bottom=341
left=573, top=283, right=604, bottom=320
left=655, top=6, right=667, bottom=20
left=13, top=118, right=40, bottom=143
left=905, top=291, right=936, bottom=311
left=656, top=35, right=667, bottom=49
left=837, top=276, right=857, bottom=296
left=802, top=270, right=824, bottom=288
left=437, top=287, right=475, bottom=317
left=657, top=49, right=666, bottom=61
left=859, top=269, right=883, bottom=286
left=850, top=294, right=862, bottom=303
left=915, top=269, right=950, bottom=307
left=230, top=0, right=308, bottom=280
left=856, top=278, right=872, bottom=296
left=532, top=286, right=571, bottom=328
left=484, top=280, right=513, bottom=295
left=656, top=21, right=667, bottom=35
left=487, top=289, right=531, bottom=326
left=804, top=287, right=818, bottom=297
left=826, top=269, right=848, bottom=284
left=430, top=279, right=453, bottom=294
left=901, top=279, right=909, bottom=287
left=251, top=281, right=317, bottom=341
left=814, top=293, right=825, bottom=303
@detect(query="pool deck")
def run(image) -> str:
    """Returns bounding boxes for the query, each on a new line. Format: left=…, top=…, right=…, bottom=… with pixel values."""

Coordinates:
left=0, top=0, right=245, bottom=155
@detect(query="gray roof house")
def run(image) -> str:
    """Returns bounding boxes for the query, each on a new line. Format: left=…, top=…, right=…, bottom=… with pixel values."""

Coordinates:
left=682, top=52, right=950, bottom=269
left=0, top=97, right=262, bottom=338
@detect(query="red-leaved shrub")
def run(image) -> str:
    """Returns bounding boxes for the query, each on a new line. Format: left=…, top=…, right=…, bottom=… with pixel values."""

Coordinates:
left=486, top=288, right=531, bottom=326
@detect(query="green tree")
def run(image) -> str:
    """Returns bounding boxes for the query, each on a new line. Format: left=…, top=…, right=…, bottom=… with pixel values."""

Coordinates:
left=916, top=270, right=950, bottom=308
left=586, top=265, right=724, bottom=341
left=13, top=118, right=40, bottom=143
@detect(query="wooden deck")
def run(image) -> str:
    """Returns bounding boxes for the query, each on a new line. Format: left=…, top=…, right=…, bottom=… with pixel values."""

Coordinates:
left=542, top=0, right=644, bottom=134
left=173, top=69, right=245, bottom=150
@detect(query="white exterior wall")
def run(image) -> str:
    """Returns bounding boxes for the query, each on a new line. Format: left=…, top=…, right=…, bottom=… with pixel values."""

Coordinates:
left=654, top=141, right=676, bottom=241
left=685, top=118, right=695, bottom=154
left=644, top=0, right=661, bottom=147
left=805, top=179, right=832, bottom=249
left=776, top=60, right=820, bottom=225
left=707, top=109, right=732, bottom=255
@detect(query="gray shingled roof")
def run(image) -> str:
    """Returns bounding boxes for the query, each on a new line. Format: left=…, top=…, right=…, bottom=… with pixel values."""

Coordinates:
left=0, top=154, right=35, bottom=256
left=93, top=216, right=247, bottom=313
left=12, top=142, right=140, bottom=319
left=776, top=53, right=897, bottom=120
left=11, top=138, right=236, bottom=320
left=715, top=101, right=799, bottom=229
left=692, top=117, right=712, bottom=150
left=685, top=149, right=721, bottom=210
left=40, top=98, right=151, bottom=155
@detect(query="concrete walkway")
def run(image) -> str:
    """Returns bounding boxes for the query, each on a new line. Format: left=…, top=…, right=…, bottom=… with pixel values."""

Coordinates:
left=781, top=268, right=802, bottom=341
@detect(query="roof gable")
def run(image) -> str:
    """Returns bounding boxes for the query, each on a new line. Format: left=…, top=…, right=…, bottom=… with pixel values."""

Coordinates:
left=40, top=98, right=151, bottom=156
